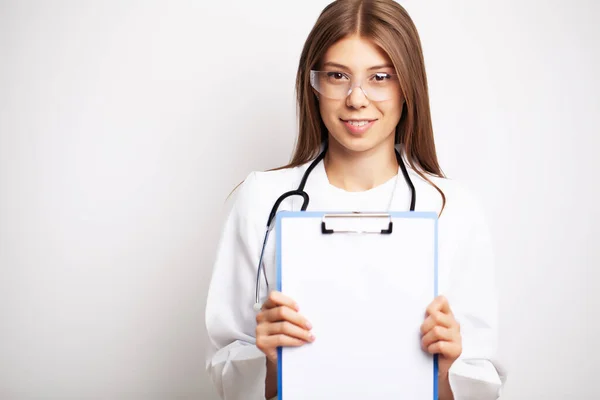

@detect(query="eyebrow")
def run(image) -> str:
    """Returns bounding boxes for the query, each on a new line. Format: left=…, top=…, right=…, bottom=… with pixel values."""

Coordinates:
left=322, top=61, right=394, bottom=71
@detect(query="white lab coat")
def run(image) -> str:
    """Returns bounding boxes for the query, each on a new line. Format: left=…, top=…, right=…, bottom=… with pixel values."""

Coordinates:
left=204, top=155, right=506, bottom=400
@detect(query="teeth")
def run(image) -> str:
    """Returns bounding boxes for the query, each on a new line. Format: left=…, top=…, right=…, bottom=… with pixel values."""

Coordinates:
left=348, top=120, right=370, bottom=126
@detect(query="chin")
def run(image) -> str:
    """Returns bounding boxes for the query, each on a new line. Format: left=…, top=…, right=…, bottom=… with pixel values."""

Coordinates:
left=330, top=133, right=383, bottom=154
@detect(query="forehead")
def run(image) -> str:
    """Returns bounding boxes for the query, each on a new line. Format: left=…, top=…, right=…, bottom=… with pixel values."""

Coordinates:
left=321, top=35, right=393, bottom=71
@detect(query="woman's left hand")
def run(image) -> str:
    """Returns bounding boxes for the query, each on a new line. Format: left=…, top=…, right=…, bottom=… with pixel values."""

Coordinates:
left=420, top=295, right=462, bottom=377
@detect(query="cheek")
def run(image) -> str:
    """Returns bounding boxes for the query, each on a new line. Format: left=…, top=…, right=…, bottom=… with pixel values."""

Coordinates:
left=378, top=101, right=404, bottom=127
left=389, top=98, right=405, bottom=118
left=318, top=101, right=342, bottom=126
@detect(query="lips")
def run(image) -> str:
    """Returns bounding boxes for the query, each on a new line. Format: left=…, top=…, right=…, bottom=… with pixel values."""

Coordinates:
left=345, top=120, right=372, bottom=126
left=340, top=118, right=377, bottom=135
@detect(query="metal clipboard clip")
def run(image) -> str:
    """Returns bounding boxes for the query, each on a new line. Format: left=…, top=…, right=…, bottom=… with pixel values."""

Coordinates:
left=321, top=212, right=393, bottom=234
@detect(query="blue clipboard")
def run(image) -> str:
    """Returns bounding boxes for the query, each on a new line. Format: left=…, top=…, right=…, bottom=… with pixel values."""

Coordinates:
left=274, top=211, right=439, bottom=400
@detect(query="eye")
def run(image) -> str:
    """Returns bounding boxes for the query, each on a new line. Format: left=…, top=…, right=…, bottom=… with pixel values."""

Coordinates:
left=372, top=73, right=392, bottom=82
left=326, top=71, right=348, bottom=80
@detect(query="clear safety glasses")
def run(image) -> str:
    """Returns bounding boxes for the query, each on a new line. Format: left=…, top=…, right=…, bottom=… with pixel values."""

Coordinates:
left=309, top=70, right=401, bottom=101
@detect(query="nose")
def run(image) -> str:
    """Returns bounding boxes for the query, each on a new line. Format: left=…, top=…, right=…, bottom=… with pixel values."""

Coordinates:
left=345, top=85, right=370, bottom=109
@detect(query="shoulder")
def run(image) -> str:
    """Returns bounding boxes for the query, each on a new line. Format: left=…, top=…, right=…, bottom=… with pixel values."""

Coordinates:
left=410, top=171, right=495, bottom=264
left=408, top=169, right=489, bottom=228
left=434, top=175, right=484, bottom=213
left=227, top=163, right=309, bottom=223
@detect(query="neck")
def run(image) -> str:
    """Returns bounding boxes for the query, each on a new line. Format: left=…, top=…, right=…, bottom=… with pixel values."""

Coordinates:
left=323, top=139, right=398, bottom=192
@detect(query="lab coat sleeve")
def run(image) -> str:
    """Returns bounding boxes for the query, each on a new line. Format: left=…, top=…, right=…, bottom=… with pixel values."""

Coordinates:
left=445, top=191, right=507, bottom=400
left=204, top=172, right=269, bottom=400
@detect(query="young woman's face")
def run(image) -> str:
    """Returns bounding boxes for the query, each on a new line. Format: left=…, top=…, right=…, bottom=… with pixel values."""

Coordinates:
left=315, top=35, right=404, bottom=155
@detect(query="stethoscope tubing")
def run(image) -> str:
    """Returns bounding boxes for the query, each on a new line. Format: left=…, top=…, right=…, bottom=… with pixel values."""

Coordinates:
left=253, top=144, right=415, bottom=310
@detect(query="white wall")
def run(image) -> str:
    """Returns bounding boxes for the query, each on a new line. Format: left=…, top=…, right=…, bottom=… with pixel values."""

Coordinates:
left=0, top=0, right=598, bottom=399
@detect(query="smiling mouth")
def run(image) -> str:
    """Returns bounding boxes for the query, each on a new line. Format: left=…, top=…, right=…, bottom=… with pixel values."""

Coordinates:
left=341, top=119, right=377, bottom=127
left=340, top=118, right=377, bottom=135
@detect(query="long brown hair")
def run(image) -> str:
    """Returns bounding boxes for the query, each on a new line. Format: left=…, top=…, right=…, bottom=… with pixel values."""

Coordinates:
left=273, top=0, right=447, bottom=213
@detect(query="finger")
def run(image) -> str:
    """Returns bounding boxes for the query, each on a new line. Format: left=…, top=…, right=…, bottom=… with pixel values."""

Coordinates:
left=262, top=291, right=299, bottom=311
left=257, top=334, right=307, bottom=351
left=421, top=326, right=455, bottom=349
left=420, top=311, right=455, bottom=334
left=425, top=295, right=452, bottom=316
left=267, top=321, right=315, bottom=343
left=426, top=340, right=462, bottom=360
left=259, top=305, right=313, bottom=330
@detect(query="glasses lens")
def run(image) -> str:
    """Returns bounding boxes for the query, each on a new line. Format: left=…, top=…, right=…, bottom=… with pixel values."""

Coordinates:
left=310, top=70, right=399, bottom=101
left=362, top=73, right=399, bottom=101
left=310, top=71, right=349, bottom=100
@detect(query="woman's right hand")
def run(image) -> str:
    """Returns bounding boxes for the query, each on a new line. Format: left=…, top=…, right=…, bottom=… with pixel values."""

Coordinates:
left=255, top=291, right=315, bottom=364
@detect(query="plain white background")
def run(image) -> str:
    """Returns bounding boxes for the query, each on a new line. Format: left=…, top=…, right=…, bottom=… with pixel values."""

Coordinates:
left=1, top=0, right=598, bottom=399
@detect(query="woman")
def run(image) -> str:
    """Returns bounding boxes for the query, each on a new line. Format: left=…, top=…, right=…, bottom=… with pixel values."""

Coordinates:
left=205, top=1, right=506, bottom=399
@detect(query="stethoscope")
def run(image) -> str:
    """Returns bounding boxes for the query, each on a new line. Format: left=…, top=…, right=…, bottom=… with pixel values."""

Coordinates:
left=253, top=142, right=417, bottom=311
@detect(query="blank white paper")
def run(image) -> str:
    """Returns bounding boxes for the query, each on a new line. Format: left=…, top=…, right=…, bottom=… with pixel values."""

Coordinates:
left=277, top=213, right=437, bottom=400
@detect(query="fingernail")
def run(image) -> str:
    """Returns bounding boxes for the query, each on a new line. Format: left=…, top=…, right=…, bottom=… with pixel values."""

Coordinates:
left=305, top=320, right=312, bottom=330
left=308, top=332, right=316, bottom=342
